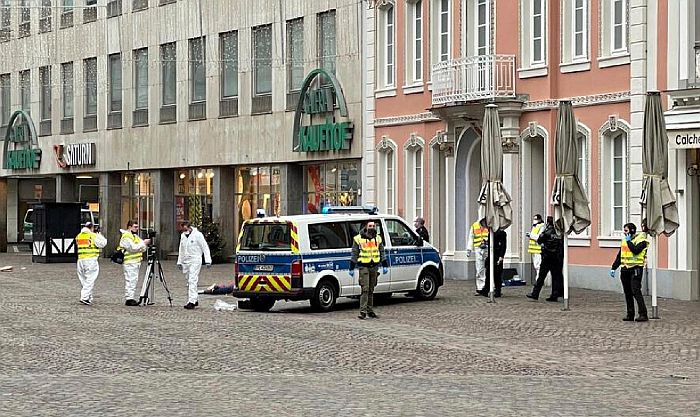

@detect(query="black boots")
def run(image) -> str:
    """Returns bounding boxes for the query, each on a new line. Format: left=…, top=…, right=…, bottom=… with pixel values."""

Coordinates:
left=125, top=299, right=139, bottom=306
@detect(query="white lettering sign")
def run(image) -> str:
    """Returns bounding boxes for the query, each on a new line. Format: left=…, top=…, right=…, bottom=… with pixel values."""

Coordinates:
left=55, top=143, right=96, bottom=168
left=668, top=131, right=700, bottom=149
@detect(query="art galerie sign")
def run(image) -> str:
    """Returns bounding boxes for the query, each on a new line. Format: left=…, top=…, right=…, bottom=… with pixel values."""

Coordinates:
left=2, top=110, right=42, bottom=170
left=54, top=143, right=97, bottom=168
left=292, top=69, right=354, bottom=153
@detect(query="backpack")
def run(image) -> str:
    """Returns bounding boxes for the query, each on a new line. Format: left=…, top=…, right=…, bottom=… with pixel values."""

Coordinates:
left=110, top=249, right=125, bottom=264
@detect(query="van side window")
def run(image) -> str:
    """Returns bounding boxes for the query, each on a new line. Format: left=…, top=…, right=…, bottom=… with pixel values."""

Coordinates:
left=347, top=220, right=385, bottom=245
left=385, top=219, right=419, bottom=247
left=308, top=222, right=348, bottom=250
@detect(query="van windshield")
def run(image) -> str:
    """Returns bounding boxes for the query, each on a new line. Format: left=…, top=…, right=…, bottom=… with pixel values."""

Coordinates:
left=240, top=223, right=291, bottom=251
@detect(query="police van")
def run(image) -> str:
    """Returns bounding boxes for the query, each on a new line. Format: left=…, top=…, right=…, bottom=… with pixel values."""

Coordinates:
left=233, top=207, right=443, bottom=312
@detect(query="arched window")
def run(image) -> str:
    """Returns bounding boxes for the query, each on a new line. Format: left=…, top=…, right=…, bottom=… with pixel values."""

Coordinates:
left=599, top=118, right=630, bottom=235
left=405, top=135, right=425, bottom=221
left=377, top=137, right=398, bottom=214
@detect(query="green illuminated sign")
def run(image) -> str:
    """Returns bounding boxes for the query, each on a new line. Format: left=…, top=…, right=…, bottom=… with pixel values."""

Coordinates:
left=293, top=69, right=353, bottom=153
left=3, top=111, right=42, bottom=170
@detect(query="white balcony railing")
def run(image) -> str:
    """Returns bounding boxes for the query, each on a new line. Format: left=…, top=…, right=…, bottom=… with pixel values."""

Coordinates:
left=431, top=54, right=516, bottom=106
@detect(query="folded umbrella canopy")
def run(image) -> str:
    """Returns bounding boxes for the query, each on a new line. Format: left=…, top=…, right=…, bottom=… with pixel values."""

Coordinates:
left=551, top=101, right=591, bottom=311
left=640, top=91, right=679, bottom=319
left=478, top=104, right=512, bottom=301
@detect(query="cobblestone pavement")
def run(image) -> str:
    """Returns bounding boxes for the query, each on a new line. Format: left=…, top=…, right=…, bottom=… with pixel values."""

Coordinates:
left=0, top=253, right=698, bottom=416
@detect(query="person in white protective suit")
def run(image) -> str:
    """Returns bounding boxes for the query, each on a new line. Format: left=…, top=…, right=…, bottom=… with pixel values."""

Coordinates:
left=76, top=222, right=107, bottom=305
left=119, top=220, right=150, bottom=306
left=177, top=221, right=212, bottom=309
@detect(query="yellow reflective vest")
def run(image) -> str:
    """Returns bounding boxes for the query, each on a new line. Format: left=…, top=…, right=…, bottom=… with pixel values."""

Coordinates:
left=528, top=223, right=544, bottom=254
left=471, top=222, right=489, bottom=248
left=620, top=233, right=649, bottom=268
left=76, top=231, right=101, bottom=260
left=119, top=232, right=145, bottom=264
left=353, top=234, right=382, bottom=264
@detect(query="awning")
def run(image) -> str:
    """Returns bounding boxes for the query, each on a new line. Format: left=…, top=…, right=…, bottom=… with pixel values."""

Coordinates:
left=665, top=106, right=700, bottom=149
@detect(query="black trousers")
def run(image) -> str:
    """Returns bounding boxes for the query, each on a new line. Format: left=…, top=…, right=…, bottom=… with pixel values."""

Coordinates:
left=531, top=255, right=564, bottom=298
left=481, top=257, right=503, bottom=295
left=621, top=266, right=647, bottom=317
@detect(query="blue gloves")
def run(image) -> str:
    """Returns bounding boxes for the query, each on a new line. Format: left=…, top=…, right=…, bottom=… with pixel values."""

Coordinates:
left=382, top=266, right=389, bottom=275
left=625, top=234, right=633, bottom=242
left=609, top=269, right=616, bottom=278
left=349, top=269, right=355, bottom=278
left=206, top=263, right=212, bottom=269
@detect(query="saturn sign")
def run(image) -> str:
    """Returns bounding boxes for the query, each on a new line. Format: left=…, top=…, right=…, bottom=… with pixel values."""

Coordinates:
left=54, top=143, right=97, bottom=168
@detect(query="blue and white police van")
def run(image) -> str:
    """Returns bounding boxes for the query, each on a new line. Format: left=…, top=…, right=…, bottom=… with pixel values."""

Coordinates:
left=233, top=207, right=443, bottom=312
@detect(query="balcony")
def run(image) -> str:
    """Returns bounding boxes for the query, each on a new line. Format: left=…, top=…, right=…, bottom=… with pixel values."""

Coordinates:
left=431, top=54, right=516, bottom=106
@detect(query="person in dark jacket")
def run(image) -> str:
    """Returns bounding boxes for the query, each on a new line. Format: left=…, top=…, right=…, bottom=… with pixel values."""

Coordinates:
left=349, top=220, right=389, bottom=319
left=526, top=216, right=564, bottom=302
left=609, top=222, right=649, bottom=322
left=414, top=217, right=430, bottom=243
left=477, top=229, right=507, bottom=297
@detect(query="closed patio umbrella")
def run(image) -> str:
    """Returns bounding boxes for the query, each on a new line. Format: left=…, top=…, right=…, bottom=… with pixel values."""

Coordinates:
left=551, top=101, right=591, bottom=311
left=478, top=104, right=513, bottom=302
left=640, top=91, right=679, bottom=319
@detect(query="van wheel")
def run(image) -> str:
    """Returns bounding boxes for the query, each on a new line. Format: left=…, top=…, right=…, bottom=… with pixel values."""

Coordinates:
left=250, top=297, right=276, bottom=312
left=310, top=280, right=337, bottom=312
left=414, top=271, right=438, bottom=300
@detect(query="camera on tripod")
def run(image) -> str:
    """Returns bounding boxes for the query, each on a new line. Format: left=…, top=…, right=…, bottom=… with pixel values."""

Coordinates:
left=141, top=229, right=158, bottom=258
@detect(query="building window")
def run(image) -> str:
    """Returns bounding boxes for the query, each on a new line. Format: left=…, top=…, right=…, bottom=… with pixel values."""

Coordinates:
left=84, top=58, right=97, bottom=115
left=532, top=0, right=545, bottom=64
left=377, top=139, right=397, bottom=215
left=235, top=165, right=283, bottom=233
left=253, top=24, right=272, bottom=96
left=39, top=0, right=51, bottom=33
left=20, top=69, right=30, bottom=113
left=386, top=149, right=395, bottom=214
left=134, top=48, right=148, bottom=110
left=19, top=0, right=30, bottom=37
left=317, top=10, right=336, bottom=75
left=1, top=0, right=11, bottom=42
left=599, top=0, right=629, bottom=57
left=601, top=121, right=629, bottom=236
left=405, top=137, right=425, bottom=221
left=476, top=0, right=489, bottom=56
left=431, top=0, right=451, bottom=65
left=61, top=62, right=73, bottom=119
left=572, top=0, right=588, bottom=60
left=378, top=4, right=395, bottom=88
left=577, top=132, right=588, bottom=195
left=0, top=73, right=9, bottom=126
left=611, top=0, right=627, bottom=53
left=109, top=54, right=122, bottom=112
left=161, top=42, right=176, bottom=107
left=415, top=148, right=423, bottom=218
left=406, top=0, right=423, bottom=84
left=286, top=18, right=304, bottom=92
left=220, top=31, right=238, bottom=99
left=39, top=66, right=52, bottom=122
left=188, top=37, right=206, bottom=103
left=304, top=162, right=360, bottom=214
left=175, top=169, right=215, bottom=226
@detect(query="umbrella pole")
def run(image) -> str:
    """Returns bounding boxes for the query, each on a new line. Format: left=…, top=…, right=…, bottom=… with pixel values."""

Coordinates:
left=563, top=234, right=570, bottom=311
left=488, top=230, right=495, bottom=303
left=651, top=235, right=660, bottom=319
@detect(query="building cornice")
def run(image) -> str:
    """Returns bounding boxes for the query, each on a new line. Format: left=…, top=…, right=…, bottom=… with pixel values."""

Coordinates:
left=374, top=111, right=441, bottom=127
left=522, top=91, right=630, bottom=112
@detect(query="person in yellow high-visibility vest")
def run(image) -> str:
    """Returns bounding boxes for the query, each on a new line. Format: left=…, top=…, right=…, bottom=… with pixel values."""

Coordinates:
left=466, top=219, right=489, bottom=294
left=526, top=214, right=545, bottom=284
left=350, top=220, right=388, bottom=320
left=119, top=220, right=151, bottom=306
left=609, top=223, right=649, bottom=322
left=75, top=222, right=107, bottom=305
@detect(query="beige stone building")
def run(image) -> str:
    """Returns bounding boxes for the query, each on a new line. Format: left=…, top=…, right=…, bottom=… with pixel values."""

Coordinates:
left=0, top=0, right=375, bottom=256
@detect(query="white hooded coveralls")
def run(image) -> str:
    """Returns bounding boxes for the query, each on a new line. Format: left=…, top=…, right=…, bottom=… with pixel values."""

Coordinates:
left=76, top=228, right=107, bottom=302
left=120, top=230, right=147, bottom=300
left=177, top=227, right=212, bottom=304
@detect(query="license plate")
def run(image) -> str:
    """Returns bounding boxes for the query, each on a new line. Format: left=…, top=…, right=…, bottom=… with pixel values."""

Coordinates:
left=254, top=265, right=274, bottom=272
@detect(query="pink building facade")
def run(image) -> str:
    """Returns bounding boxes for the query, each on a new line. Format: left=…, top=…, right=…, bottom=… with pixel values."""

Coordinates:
left=372, top=0, right=698, bottom=300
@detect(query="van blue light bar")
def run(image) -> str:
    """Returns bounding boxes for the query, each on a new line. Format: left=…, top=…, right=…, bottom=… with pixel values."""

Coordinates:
left=322, top=205, right=378, bottom=215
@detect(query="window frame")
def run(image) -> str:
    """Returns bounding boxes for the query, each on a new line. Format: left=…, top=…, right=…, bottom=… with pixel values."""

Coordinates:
left=39, top=66, right=52, bottom=122
left=476, top=0, right=489, bottom=56
left=286, top=18, right=304, bottom=93
left=61, top=62, right=74, bottom=119
left=20, top=69, right=31, bottom=113
left=610, top=131, right=626, bottom=233
left=83, top=58, right=97, bottom=116
left=611, top=0, right=627, bottom=54
left=385, top=218, right=421, bottom=247
left=531, top=0, right=546, bottom=65
left=383, top=5, right=395, bottom=87
left=439, top=0, right=451, bottom=61
left=308, top=222, right=351, bottom=250
left=409, top=0, right=423, bottom=83
left=108, top=53, right=122, bottom=113
left=414, top=148, right=424, bottom=219
left=0, top=73, right=10, bottom=126
left=160, top=42, right=177, bottom=107
left=572, top=0, right=588, bottom=61
left=188, top=37, right=206, bottom=104
left=133, top=48, right=149, bottom=110
left=252, top=24, right=273, bottom=97
left=317, top=10, right=337, bottom=76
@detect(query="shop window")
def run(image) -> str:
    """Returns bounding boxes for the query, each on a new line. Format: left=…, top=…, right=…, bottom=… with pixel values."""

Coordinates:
left=121, top=173, right=155, bottom=234
left=304, top=161, right=360, bottom=214
left=235, top=165, right=282, bottom=231
left=175, top=169, right=214, bottom=227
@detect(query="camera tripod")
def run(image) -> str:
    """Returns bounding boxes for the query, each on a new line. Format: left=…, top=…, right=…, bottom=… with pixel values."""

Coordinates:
left=138, top=247, right=173, bottom=307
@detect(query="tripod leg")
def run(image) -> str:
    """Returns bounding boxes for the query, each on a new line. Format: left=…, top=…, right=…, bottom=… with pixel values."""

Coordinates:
left=156, top=259, right=173, bottom=307
left=139, top=261, right=154, bottom=305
